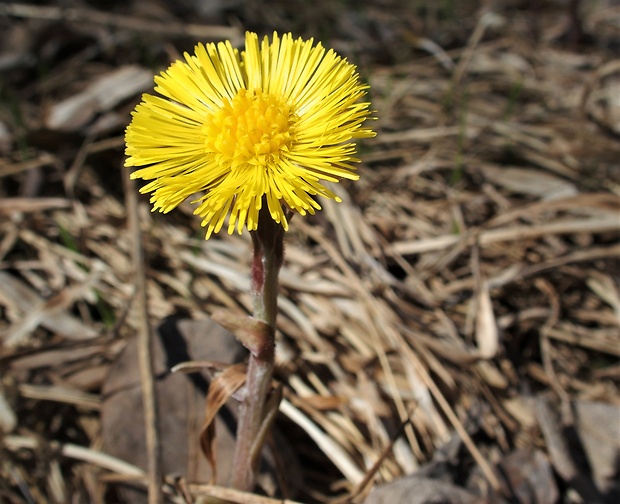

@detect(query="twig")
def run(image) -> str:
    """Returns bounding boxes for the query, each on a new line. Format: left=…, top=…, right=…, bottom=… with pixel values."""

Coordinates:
left=123, top=167, right=163, bottom=504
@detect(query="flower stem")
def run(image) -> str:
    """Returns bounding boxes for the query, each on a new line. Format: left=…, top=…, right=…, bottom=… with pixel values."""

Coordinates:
left=230, top=207, right=284, bottom=491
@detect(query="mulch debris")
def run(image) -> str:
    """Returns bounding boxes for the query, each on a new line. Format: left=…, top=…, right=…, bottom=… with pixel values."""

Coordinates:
left=0, top=1, right=618, bottom=503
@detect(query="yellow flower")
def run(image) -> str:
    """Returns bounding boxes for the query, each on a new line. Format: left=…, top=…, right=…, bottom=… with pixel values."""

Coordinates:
left=125, top=31, right=375, bottom=238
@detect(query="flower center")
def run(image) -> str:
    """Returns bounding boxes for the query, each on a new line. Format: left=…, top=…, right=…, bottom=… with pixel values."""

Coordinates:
left=204, top=89, right=296, bottom=168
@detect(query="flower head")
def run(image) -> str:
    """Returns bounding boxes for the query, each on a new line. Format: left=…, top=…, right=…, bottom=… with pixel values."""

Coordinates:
left=125, top=31, right=375, bottom=238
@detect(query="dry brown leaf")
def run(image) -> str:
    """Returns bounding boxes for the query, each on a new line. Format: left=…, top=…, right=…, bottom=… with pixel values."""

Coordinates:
left=534, top=394, right=604, bottom=502
left=101, top=318, right=243, bottom=494
left=481, top=165, right=578, bottom=200
left=279, top=398, right=365, bottom=485
left=364, top=475, right=478, bottom=504
left=497, top=449, right=559, bottom=504
left=573, top=400, right=620, bottom=495
left=45, top=65, right=153, bottom=131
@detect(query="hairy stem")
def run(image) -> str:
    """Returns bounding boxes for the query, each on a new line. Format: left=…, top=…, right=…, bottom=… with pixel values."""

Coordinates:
left=229, top=208, right=283, bottom=491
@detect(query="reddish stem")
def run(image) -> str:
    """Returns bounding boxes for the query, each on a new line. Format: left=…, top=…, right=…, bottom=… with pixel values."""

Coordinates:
left=229, top=206, right=284, bottom=490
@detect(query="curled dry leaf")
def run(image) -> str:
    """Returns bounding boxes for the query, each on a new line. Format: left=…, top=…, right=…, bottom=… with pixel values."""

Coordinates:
left=200, top=362, right=247, bottom=484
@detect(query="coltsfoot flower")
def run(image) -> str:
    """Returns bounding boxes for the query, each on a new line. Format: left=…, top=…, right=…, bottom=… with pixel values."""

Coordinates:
left=125, top=31, right=375, bottom=238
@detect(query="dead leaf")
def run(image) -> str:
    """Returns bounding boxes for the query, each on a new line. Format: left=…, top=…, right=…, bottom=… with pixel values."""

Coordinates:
left=499, top=449, right=559, bottom=504
left=364, top=475, right=478, bottom=504
left=45, top=65, right=153, bottom=131
left=481, top=165, right=578, bottom=200
left=101, top=317, right=243, bottom=496
left=573, top=400, right=620, bottom=496
left=534, top=394, right=605, bottom=502
left=101, top=317, right=292, bottom=500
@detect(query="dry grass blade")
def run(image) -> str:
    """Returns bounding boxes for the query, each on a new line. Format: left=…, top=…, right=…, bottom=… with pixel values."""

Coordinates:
left=0, top=153, right=62, bottom=178
left=0, top=2, right=242, bottom=42
left=279, top=398, right=365, bottom=486
left=332, top=416, right=414, bottom=504
left=390, top=214, right=619, bottom=255
left=189, top=483, right=306, bottom=504
left=3, top=435, right=146, bottom=477
left=0, top=197, right=71, bottom=214
left=0, top=271, right=99, bottom=347
left=18, top=383, right=101, bottom=409
left=545, top=325, right=620, bottom=357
